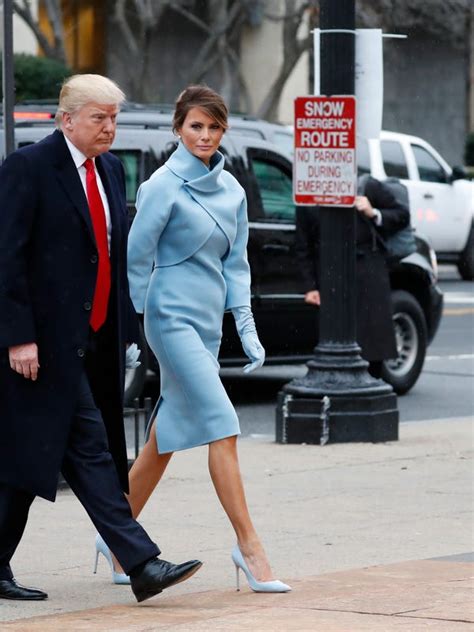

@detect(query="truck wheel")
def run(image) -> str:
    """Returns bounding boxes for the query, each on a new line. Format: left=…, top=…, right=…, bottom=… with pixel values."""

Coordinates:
left=381, top=290, right=427, bottom=395
left=124, top=324, right=148, bottom=406
left=457, top=223, right=474, bottom=281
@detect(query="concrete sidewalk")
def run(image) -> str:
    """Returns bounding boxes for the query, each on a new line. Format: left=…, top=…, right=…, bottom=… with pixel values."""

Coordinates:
left=1, top=417, right=473, bottom=630
left=2, top=557, right=473, bottom=630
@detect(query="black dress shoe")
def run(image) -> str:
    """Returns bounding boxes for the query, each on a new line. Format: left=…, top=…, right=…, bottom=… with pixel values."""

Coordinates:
left=0, top=578, right=48, bottom=601
left=131, top=558, right=202, bottom=603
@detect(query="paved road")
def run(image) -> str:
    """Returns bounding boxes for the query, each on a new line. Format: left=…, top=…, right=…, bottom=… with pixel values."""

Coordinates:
left=126, top=266, right=473, bottom=449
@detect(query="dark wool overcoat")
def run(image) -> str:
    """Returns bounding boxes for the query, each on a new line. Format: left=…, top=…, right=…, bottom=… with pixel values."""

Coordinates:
left=295, top=177, right=410, bottom=362
left=0, top=130, right=137, bottom=501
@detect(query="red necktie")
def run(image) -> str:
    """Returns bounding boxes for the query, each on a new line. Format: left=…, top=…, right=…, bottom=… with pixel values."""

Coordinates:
left=84, top=158, right=111, bottom=331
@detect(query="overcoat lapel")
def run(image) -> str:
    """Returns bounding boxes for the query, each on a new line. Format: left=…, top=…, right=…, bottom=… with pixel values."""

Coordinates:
left=51, top=130, right=95, bottom=245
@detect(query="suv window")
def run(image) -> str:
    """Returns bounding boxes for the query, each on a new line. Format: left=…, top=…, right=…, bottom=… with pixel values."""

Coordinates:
left=112, top=150, right=142, bottom=204
left=411, top=144, right=448, bottom=183
left=251, top=159, right=294, bottom=222
left=381, top=140, right=409, bottom=179
left=357, top=138, right=371, bottom=175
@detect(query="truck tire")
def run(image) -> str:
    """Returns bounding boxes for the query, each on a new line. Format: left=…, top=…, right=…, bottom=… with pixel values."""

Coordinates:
left=381, top=290, right=427, bottom=395
left=124, top=323, right=148, bottom=406
left=457, top=223, right=474, bottom=281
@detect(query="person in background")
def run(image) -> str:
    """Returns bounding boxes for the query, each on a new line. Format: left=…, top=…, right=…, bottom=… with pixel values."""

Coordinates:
left=102, top=84, right=291, bottom=593
left=295, top=174, right=410, bottom=378
left=0, top=74, right=201, bottom=603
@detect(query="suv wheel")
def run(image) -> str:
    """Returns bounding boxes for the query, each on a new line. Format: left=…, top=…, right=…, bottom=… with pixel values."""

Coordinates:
left=381, top=290, right=427, bottom=395
left=124, top=324, right=148, bottom=406
left=458, top=223, right=474, bottom=281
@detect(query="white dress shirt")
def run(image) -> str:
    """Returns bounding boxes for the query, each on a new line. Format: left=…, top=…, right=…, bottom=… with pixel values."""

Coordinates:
left=372, top=208, right=383, bottom=226
left=64, top=135, right=112, bottom=253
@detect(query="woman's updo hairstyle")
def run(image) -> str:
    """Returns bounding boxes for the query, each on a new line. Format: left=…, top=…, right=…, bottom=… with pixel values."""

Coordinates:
left=173, top=85, right=229, bottom=134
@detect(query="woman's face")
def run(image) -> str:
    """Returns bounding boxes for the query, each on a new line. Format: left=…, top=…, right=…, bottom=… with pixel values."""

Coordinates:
left=177, top=107, right=225, bottom=166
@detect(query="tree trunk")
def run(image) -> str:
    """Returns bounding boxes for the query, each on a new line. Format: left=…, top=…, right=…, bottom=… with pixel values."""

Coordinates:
left=13, top=0, right=67, bottom=64
left=256, top=0, right=312, bottom=120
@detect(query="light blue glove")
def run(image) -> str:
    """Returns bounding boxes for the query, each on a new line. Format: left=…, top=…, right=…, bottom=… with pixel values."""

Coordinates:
left=232, top=306, right=265, bottom=373
left=125, top=343, right=141, bottom=369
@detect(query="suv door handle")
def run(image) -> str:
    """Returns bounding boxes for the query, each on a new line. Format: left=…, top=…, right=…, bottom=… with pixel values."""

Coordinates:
left=263, top=244, right=290, bottom=254
left=423, top=193, right=434, bottom=199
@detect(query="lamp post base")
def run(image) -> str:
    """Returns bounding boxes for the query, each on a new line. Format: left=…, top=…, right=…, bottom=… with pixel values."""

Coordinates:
left=275, top=347, right=399, bottom=445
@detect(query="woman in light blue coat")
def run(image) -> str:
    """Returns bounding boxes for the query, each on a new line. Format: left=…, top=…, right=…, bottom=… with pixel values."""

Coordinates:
left=121, top=86, right=290, bottom=592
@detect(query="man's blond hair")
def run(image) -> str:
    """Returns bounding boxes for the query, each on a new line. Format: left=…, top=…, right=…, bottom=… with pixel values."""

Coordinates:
left=55, top=74, right=125, bottom=125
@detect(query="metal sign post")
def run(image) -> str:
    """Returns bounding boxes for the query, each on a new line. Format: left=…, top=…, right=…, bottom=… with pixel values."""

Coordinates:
left=276, top=0, right=398, bottom=446
left=2, top=0, right=15, bottom=158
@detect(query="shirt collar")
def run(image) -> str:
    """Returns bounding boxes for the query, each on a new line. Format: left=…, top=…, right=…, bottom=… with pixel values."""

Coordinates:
left=63, top=134, right=92, bottom=170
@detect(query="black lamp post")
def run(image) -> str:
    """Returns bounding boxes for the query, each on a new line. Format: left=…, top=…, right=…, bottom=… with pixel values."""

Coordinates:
left=276, top=0, right=399, bottom=444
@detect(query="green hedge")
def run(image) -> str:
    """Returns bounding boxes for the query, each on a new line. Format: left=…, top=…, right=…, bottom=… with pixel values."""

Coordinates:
left=0, top=53, right=71, bottom=101
left=464, top=132, right=474, bottom=167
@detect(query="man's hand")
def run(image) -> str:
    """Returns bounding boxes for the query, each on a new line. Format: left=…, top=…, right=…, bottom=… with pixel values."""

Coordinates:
left=354, top=195, right=375, bottom=219
left=9, top=343, right=40, bottom=381
left=304, top=290, right=320, bottom=306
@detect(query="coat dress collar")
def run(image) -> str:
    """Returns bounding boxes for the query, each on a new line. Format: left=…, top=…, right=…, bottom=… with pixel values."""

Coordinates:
left=165, top=140, right=225, bottom=193
left=163, top=141, right=243, bottom=252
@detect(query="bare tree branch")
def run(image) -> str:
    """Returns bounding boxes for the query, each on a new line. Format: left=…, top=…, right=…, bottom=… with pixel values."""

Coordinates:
left=256, top=0, right=314, bottom=120
left=263, top=0, right=311, bottom=22
left=112, top=0, right=141, bottom=58
left=13, top=0, right=66, bottom=62
left=43, top=0, right=66, bottom=63
left=357, top=0, right=470, bottom=47
left=185, top=0, right=244, bottom=84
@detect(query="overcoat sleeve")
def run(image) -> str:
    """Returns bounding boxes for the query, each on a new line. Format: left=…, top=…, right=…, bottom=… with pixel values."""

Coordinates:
left=0, top=151, right=37, bottom=348
left=366, top=177, right=410, bottom=237
left=295, top=206, right=320, bottom=291
left=223, top=197, right=252, bottom=310
left=127, top=173, right=173, bottom=313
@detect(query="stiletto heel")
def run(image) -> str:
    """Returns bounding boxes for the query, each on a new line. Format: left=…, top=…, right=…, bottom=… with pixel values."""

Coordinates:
left=231, top=545, right=291, bottom=593
left=235, top=565, right=240, bottom=591
left=94, top=534, right=131, bottom=585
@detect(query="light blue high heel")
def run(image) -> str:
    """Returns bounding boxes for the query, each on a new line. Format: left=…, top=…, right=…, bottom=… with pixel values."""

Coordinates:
left=231, top=545, right=291, bottom=593
left=93, top=534, right=131, bottom=585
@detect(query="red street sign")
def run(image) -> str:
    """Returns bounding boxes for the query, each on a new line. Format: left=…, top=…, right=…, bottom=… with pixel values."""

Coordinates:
left=294, top=96, right=356, bottom=206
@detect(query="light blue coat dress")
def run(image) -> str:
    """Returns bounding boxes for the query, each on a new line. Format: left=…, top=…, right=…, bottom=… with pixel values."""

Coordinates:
left=128, top=141, right=251, bottom=453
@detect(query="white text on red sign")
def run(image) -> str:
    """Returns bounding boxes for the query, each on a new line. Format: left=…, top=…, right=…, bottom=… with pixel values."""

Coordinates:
left=293, top=96, right=356, bottom=206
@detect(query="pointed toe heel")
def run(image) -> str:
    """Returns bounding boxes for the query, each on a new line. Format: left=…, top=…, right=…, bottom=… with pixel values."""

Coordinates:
left=231, top=546, right=291, bottom=593
left=94, top=534, right=131, bottom=585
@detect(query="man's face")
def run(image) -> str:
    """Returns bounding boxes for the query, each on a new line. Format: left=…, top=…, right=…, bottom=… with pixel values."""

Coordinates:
left=62, top=102, right=119, bottom=157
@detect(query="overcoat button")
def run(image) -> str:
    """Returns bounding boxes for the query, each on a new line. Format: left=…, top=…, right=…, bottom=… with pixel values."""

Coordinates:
left=77, top=348, right=85, bottom=358
left=84, top=301, right=92, bottom=311
left=90, top=254, right=98, bottom=263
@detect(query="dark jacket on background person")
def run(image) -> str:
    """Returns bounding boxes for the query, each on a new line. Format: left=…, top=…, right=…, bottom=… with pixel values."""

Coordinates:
left=295, top=176, right=409, bottom=362
left=0, top=129, right=138, bottom=501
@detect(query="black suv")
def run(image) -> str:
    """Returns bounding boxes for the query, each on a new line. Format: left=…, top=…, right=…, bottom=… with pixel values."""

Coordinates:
left=0, top=109, right=443, bottom=398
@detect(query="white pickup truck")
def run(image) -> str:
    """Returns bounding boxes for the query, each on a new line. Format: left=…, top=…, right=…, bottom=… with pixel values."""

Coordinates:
left=278, top=126, right=473, bottom=279
left=359, top=131, right=474, bottom=280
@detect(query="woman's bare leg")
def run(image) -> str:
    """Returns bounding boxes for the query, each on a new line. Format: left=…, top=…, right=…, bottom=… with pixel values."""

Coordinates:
left=127, top=420, right=173, bottom=519
left=208, top=435, right=273, bottom=581
left=112, top=420, right=173, bottom=573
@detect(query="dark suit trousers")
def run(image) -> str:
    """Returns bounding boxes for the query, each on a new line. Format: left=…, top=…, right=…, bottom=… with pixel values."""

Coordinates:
left=0, top=372, right=159, bottom=579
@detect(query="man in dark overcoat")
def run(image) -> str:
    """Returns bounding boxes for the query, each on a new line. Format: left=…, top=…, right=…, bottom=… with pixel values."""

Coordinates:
left=0, top=74, right=201, bottom=602
left=295, top=175, right=409, bottom=377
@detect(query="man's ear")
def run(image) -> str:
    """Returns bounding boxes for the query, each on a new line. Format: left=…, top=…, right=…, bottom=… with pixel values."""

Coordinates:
left=62, top=112, right=74, bottom=131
